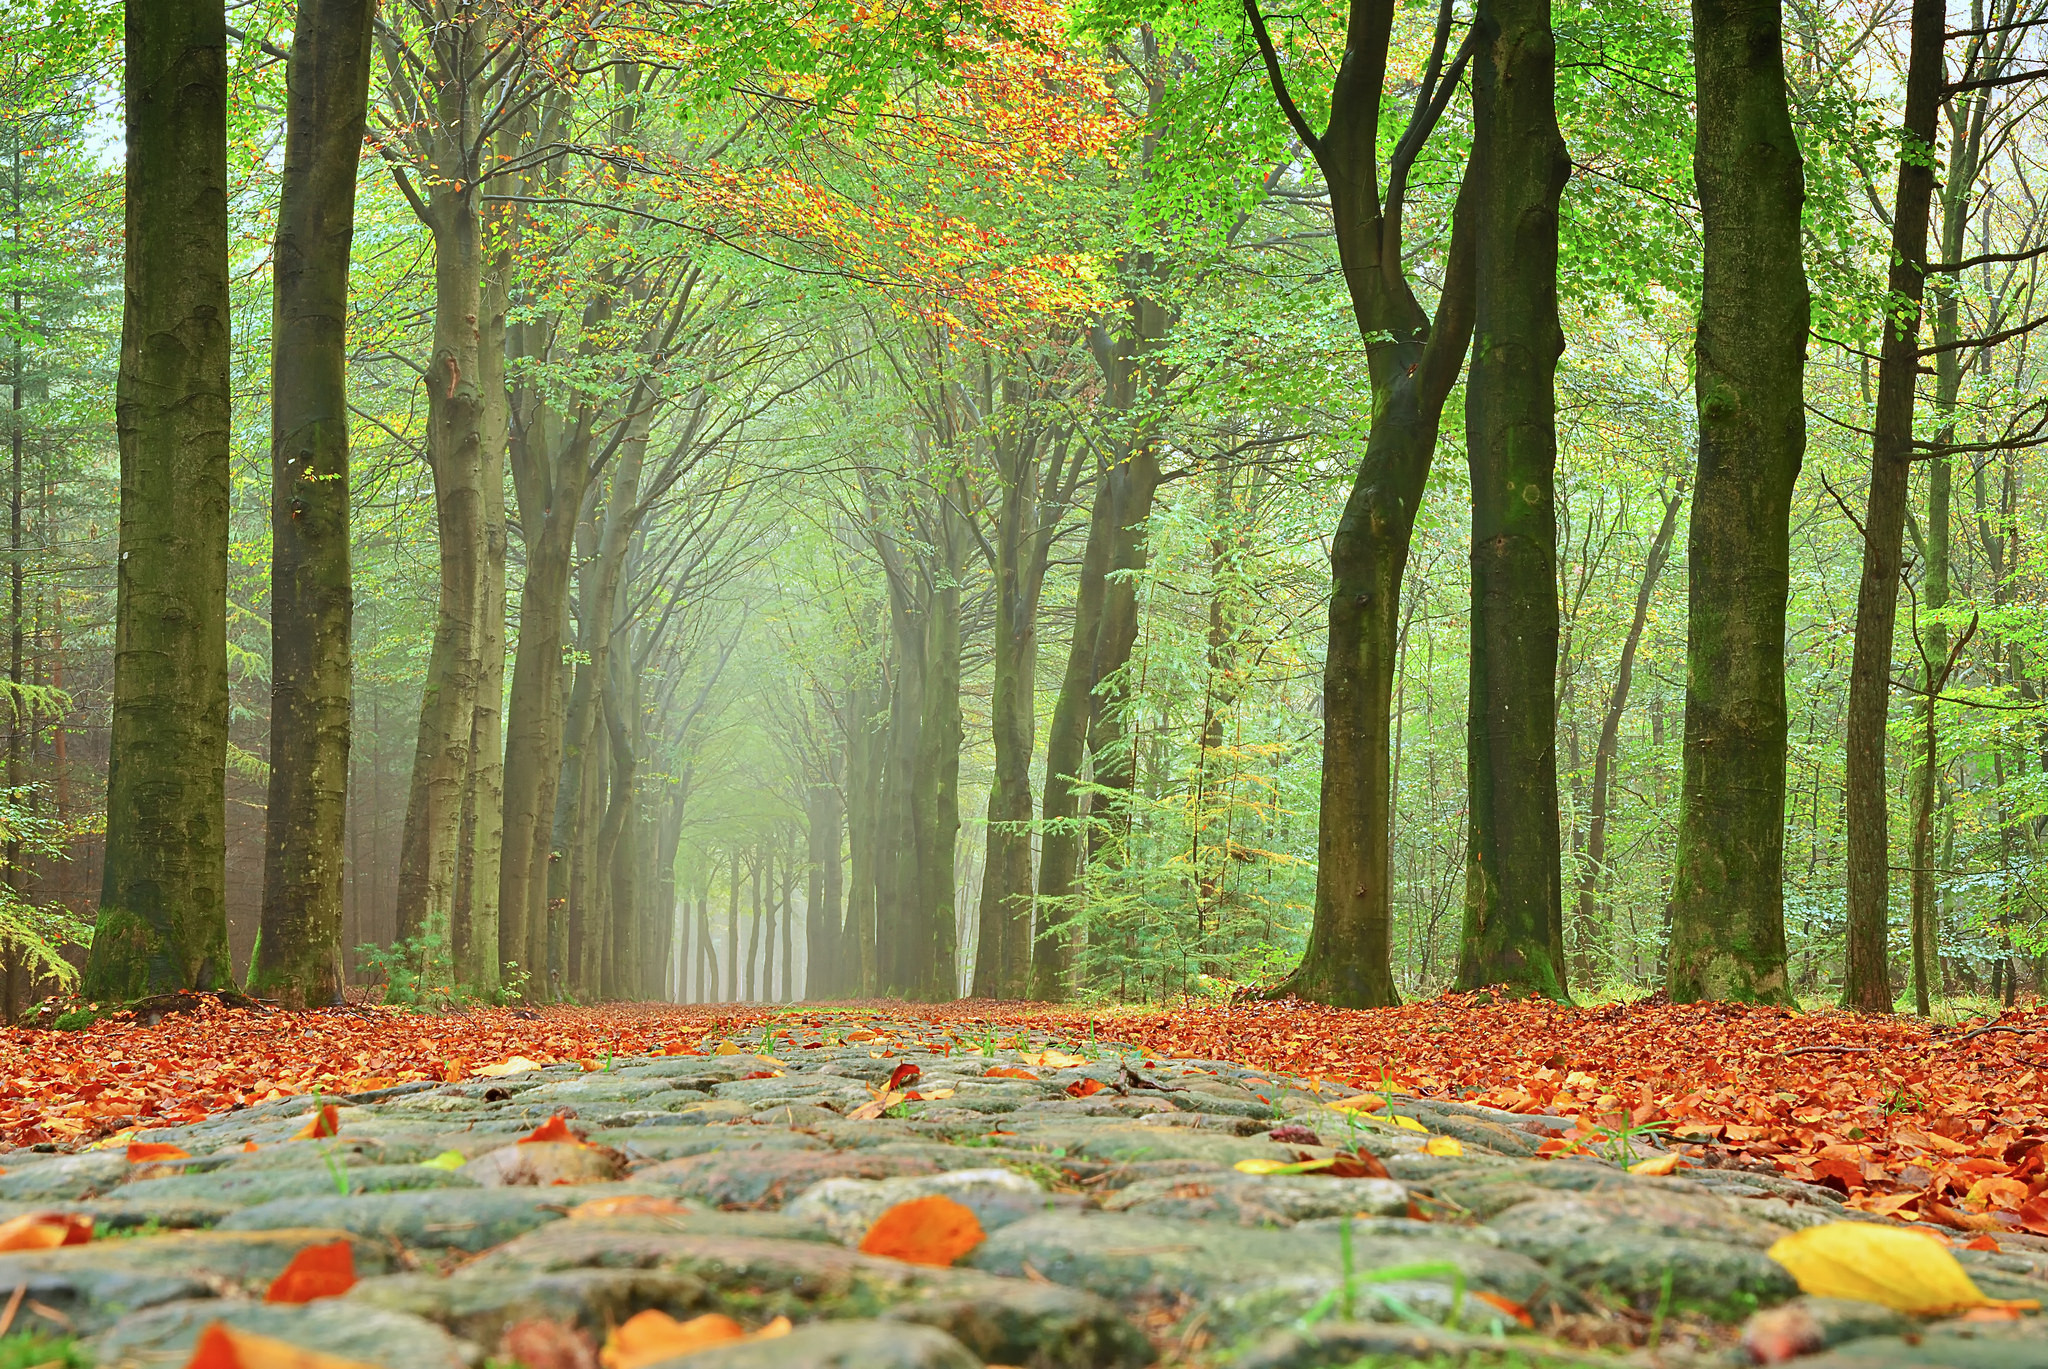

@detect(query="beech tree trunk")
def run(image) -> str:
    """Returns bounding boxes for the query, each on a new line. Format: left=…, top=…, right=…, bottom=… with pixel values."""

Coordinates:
left=1576, top=486, right=1682, bottom=990
left=255, top=0, right=375, bottom=1009
left=88, top=0, right=234, bottom=999
left=1455, top=0, right=1572, bottom=1001
left=1250, top=0, right=1476, bottom=1007
left=1665, top=0, right=1808, bottom=1006
left=1844, top=0, right=1944, bottom=1013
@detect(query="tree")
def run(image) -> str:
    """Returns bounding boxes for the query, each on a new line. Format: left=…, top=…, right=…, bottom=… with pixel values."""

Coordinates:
left=1664, top=0, right=1808, bottom=1006
left=85, top=0, right=233, bottom=999
left=253, top=0, right=377, bottom=1009
left=1452, top=0, right=1572, bottom=1001
left=1247, top=0, right=1477, bottom=1008
left=1842, top=0, right=1944, bottom=1013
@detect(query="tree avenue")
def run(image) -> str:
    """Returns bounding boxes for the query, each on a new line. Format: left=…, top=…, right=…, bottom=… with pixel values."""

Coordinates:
left=0, top=0, right=2039, bottom=1018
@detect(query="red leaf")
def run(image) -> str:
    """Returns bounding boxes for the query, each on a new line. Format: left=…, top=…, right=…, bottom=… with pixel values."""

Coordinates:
left=522, top=1113, right=581, bottom=1145
left=887, top=1061, right=922, bottom=1091
left=264, top=1239, right=356, bottom=1303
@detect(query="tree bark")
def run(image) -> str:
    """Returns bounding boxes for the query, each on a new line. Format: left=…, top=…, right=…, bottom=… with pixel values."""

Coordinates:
left=1665, top=0, right=1808, bottom=1007
left=255, top=0, right=374, bottom=1009
left=1843, top=0, right=1943, bottom=1014
left=87, top=0, right=234, bottom=999
left=1455, top=0, right=1572, bottom=1001
left=911, top=493, right=966, bottom=1001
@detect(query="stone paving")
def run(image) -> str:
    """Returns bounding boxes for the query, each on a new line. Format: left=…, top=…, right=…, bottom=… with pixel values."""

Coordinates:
left=0, top=1019, right=2043, bottom=1367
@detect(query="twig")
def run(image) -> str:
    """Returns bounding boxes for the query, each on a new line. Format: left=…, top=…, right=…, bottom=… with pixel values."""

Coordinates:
left=0, top=1281, right=24, bottom=1338
left=1945, top=1023, right=2036, bottom=1044
left=1784, top=1045, right=1878, bottom=1056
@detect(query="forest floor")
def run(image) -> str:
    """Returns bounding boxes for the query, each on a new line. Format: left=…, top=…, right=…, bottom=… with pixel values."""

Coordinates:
left=0, top=995, right=2044, bottom=1366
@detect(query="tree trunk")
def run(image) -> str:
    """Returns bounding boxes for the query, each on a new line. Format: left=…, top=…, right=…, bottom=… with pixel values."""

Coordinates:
left=1843, top=0, right=1943, bottom=1013
left=1455, top=0, right=1572, bottom=1001
left=725, top=848, right=740, bottom=1000
left=88, top=0, right=234, bottom=999
left=392, top=174, right=486, bottom=955
left=910, top=497, right=965, bottom=1001
left=254, top=0, right=374, bottom=1009
left=1577, top=486, right=1683, bottom=991
left=875, top=588, right=924, bottom=996
left=745, top=852, right=764, bottom=1001
left=845, top=684, right=881, bottom=996
left=1665, top=0, right=1808, bottom=1007
left=806, top=775, right=842, bottom=999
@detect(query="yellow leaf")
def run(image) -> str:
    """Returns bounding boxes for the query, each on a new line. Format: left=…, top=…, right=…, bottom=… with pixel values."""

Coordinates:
left=475, top=1055, right=543, bottom=1077
left=1423, top=1136, right=1464, bottom=1157
left=849, top=1089, right=905, bottom=1121
left=418, top=1150, right=466, bottom=1171
left=1234, top=1158, right=1291, bottom=1175
left=922, top=1087, right=956, bottom=1100
left=1629, top=1153, right=1688, bottom=1176
left=1327, top=1095, right=1386, bottom=1114
left=1392, top=1115, right=1428, bottom=1133
left=1019, top=1048, right=1087, bottom=1069
left=1766, top=1223, right=2040, bottom=1314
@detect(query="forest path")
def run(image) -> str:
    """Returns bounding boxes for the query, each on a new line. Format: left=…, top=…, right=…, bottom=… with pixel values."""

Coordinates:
left=0, top=1001, right=2044, bottom=1365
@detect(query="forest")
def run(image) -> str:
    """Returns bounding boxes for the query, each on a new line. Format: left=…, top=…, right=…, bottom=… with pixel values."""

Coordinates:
left=0, top=0, right=2043, bottom=1020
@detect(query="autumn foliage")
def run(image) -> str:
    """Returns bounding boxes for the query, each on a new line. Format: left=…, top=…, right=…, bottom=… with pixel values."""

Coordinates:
left=7, top=994, right=2048, bottom=1238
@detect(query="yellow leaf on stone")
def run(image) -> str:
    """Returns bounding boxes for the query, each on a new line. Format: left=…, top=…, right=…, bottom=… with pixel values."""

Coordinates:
left=1234, top=1158, right=1291, bottom=1175
left=1327, top=1095, right=1387, bottom=1114
left=922, top=1087, right=956, bottom=1100
left=713, top=1042, right=742, bottom=1056
left=1629, top=1153, right=1688, bottom=1176
left=1020, top=1049, right=1087, bottom=1069
left=1766, top=1223, right=2040, bottom=1315
left=419, top=1150, right=466, bottom=1171
left=1423, top=1136, right=1464, bottom=1157
left=475, top=1056, right=543, bottom=1078
left=1392, top=1115, right=1428, bottom=1133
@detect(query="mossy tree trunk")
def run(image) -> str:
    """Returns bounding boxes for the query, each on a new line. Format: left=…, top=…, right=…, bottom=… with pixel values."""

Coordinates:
left=88, top=0, right=233, bottom=1000
left=1246, top=0, right=1476, bottom=1007
left=254, top=0, right=375, bottom=1009
left=1843, top=0, right=1944, bottom=1013
left=1664, top=0, right=1808, bottom=1007
left=1454, top=0, right=1572, bottom=1001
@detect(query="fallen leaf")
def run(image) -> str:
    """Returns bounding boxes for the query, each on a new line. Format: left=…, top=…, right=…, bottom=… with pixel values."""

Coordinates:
left=859, top=1194, right=986, bottom=1265
left=1326, top=1094, right=1386, bottom=1114
left=1766, top=1222, right=2040, bottom=1314
left=1234, top=1156, right=1338, bottom=1176
left=887, top=1061, right=922, bottom=1091
left=127, top=1141, right=190, bottom=1163
left=1473, top=1291, right=1534, bottom=1328
left=1966, top=1235, right=2004, bottom=1252
left=0, top=1211, right=91, bottom=1251
left=522, top=1114, right=582, bottom=1145
left=183, top=1320, right=381, bottom=1368
left=476, top=1055, right=544, bottom=1077
left=712, top=1042, right=742, bottom=1056
left=1065, top=1078, right=1107, bottom=1098
left=921, top=1087, right=955, bottom=1100
left=983, top=1067, right=1040, bottom=1080
left=1391, top=1115, right=1428, bottom=1133
left=419, top=1149, right=466, bottom=1170
left=1423, top=1136, right=1464, bottom=1157
left=264, top=1239, right=355, bottom=1303
left=289, top=1105, right=340, bottom=1140
left=567, top=1195, right=692, bottom=1220
left=1629, top=1153, right=1688, bottom=1176
left=1019, top=1049, right=1086, bottom=1069
left=848, top=1089, right=905, bottom=1121
left=598, top=1310, right=790, bottom=1369
left=497, top=1318, right=599, bottom=1369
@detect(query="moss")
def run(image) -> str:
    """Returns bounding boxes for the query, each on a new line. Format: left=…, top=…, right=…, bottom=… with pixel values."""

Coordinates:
left=0, top=1331, right=91, bottom=1368
left=80, top=905, right=156, bottom=1002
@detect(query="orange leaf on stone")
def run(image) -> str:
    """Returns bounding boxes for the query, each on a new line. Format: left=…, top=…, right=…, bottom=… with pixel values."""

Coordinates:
left=499, top=1318, right=599, bottom=1369
left=127, top=1141, right=190, bottom=1163
left=983, top=1066, right=1039, bottom=1080
left=1966, top=1235, right=2004, bottom=1252
left=1473, top=1291, right=1534, bottom=1328
left=599, top=1310, right=783, bottom=1369
left=289, top=1105, right=340, bottom=1141
left=263, top=1239, right=356, bottom=1303
left=0, top=1211, right=91, bottom=1251
left=1065, top=1077, right=1106, bottom=1098
left=886, top=1061, right=921, bottom=1091
left=183, top=1321, right=381, bottom=1369
left=859, top=1194, right=985, bottom=1266
left=522, top=1113, right=582, bottom=1146
left=567, top=1194, right=692, bottom=1220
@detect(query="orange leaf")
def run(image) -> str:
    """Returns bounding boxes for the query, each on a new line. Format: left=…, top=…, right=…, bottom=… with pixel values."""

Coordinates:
left=859, top=1194, right=985, bottom=1266
left=567, top=1194, right=692, bottom=1220
left=0, top=1211, right=91, bottom=1251
left=128, top=1141, right=190, bottom=1163
left=290, top=1105, right=339, bottom=1140
left=183, top=1321, right=381, bottom=1368
left=1966, top=1235, right=2004, bottom=1252
left=1473, top=1291, right=1534, bottom=1328
left=1065, top=1077, right=1106, bottom=1098
left=1628, top=1153, right=1688, bottom=1176
left=599, top=1310, right=745, bottom=1369
left=522, top=1114, right=582, bottom=1146
left=983, top=1066, right=1040, bottom=1080
left=887, top=1061, right=922, bottom=1091
left=264, top=1239, right=356, bottom=1303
